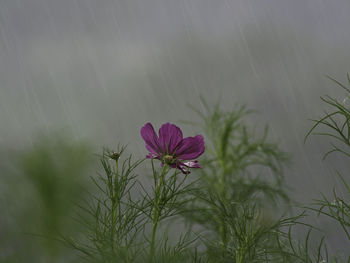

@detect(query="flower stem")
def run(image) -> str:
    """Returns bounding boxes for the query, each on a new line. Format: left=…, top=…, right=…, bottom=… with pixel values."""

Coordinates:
left=149, top=164, right=167, bottom=262
left=111, top=159, right=119, bottom=252
left=218, top=165, right=228, bottom=253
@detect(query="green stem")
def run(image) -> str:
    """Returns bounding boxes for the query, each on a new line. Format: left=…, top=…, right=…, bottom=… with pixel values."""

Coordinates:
left=149, top=164, right=167, bottom=262
left=236, top=247, right=245, bottom=263
left=111, top=159, right=119, bottom=252
left=218, top=165, right=229, bottom=254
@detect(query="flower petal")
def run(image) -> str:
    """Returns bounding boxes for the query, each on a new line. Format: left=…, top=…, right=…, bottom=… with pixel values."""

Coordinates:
left=146, top=153, right=161, bottom=159
left=158, top=123, right=183, bottom=154
left=175, top=135, right=205, bottom=160
left=162, top=161, right=191, bottom=174
left=140, top=123, right=161, bottom=154
left=175, top=162, right=190, bottom=174
left=182, top=160, right=202, bottom=168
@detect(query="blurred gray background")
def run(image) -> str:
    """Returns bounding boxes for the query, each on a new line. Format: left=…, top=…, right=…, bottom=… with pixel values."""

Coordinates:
left=1, top=0, right=350, bottom=260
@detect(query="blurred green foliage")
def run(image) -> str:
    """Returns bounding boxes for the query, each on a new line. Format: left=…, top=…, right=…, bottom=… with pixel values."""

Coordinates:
left=0, top=134, right=93, bottom=263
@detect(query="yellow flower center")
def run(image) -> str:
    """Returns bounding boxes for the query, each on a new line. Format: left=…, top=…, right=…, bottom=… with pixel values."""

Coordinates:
left=163, top=154, right=174, bottom=164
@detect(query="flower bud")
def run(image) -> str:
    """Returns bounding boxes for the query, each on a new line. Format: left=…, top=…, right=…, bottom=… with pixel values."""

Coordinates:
left=109, top=151, right=120, bottom=161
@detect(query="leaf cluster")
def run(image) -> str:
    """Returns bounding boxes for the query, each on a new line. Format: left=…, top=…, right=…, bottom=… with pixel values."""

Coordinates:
left=305, top=74, right=350, bottom=159
left=181, top=99, right=291, bottom=260
left=303, top=75, right=350, bottom=262
left=64, top=146, right=200, bottom=263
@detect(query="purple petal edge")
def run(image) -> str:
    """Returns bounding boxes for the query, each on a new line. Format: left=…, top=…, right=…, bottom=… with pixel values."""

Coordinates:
left=175, top=135, right=205, bottom=160
left=140, top=123, right=161, bottom=155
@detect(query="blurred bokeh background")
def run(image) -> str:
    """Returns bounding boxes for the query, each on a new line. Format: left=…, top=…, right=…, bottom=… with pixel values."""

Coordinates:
left=1, top=0, right=350, bottom=261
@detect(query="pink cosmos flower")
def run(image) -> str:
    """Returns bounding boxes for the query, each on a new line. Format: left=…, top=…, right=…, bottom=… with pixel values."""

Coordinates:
left=140, top=122, right=205, bottom=174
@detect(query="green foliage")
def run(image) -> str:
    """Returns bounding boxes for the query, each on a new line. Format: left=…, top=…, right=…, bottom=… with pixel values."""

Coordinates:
left=305, top=74, right=350, bottom=159
left=201, top=203, right=306, bottom=263
left=180, top=99, right=291, bottom=262
left=64, top=146, right=199, bottom=263
left=64, top=146, right=145, bottom=262
left=188, top=99, right=289, bottom=204
left=304, top=75, right=350, bottom=262
left=7, top=77, right=350, bottom=262
left=0, top=134, right=92, bottom=263
left=21, top=135, right=91, bottom=236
